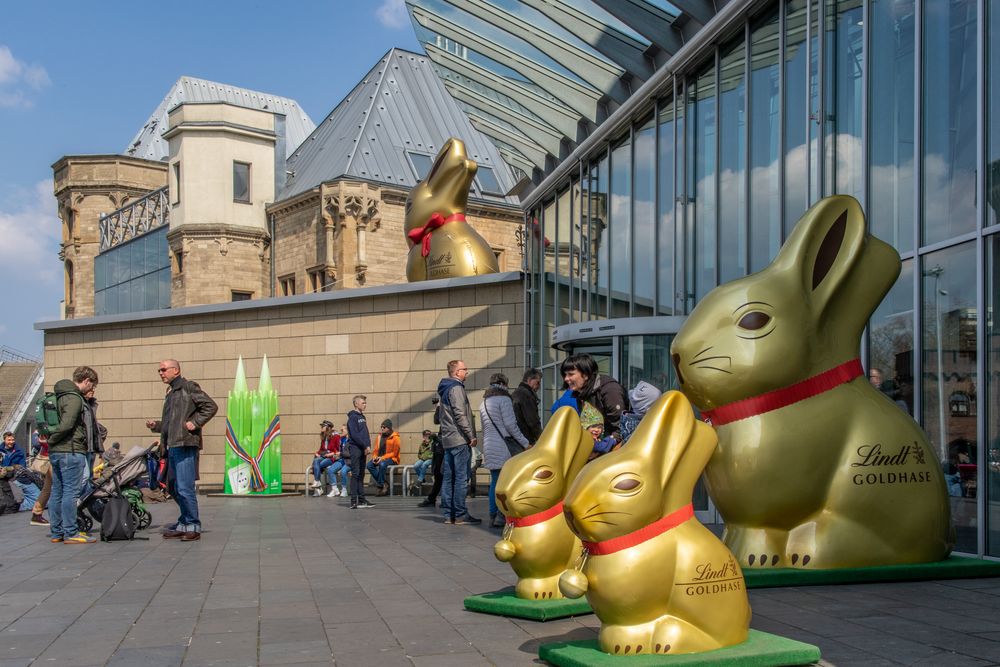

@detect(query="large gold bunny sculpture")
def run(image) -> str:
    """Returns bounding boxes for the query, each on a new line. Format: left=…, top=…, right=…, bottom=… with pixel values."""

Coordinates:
left=404, top=138, right=500, bottom=282
left=671, top=195, right=953, bottom=569
left=559, top=391, right=751, bottom=656
left=493, top=406, right=593, bottom=600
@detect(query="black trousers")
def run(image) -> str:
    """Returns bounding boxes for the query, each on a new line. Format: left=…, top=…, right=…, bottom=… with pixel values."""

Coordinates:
left=0, top=479, right=18, bottom=515
left=427, top=447, right=443, bottom=502
left=348, top=445, right=367, bottom=502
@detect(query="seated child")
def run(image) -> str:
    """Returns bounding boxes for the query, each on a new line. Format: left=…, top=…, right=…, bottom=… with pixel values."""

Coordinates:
left=410, top=429, right=437, bottom=494
left=580, top=403, right=617, bottom=460
left=618, top=381, right=663, bottom=445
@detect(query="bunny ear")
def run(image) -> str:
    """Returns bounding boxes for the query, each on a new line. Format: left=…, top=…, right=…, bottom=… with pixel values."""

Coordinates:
left=626, top=391, right=696, bottom=488
left=538, top=406, right=592, bottom=479
left=774, top=195, right=867, bottom=315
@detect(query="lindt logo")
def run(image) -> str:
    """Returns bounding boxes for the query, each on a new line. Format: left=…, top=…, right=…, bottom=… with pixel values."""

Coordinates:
left=850, top=443, right=922, bottom=468
left=850, top=442, right=932, bottom=486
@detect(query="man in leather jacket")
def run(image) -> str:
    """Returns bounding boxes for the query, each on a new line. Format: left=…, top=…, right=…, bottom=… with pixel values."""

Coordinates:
left=146, top=359, right=218, bottom=541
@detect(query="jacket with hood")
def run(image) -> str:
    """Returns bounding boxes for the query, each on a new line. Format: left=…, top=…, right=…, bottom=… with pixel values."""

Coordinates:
left=437, top=377, right=476, bottom=449
left=480, top=385, right=530, bottom=470
left=573, top=374, right=631, bottom=442
left=0, top=444, right=25, bottom=468
left=48, top=379, right=98, bottom=455
left=511, top=382, right=542, bottom=444
left=150, top=376, right=219, bottom=450
left=346, top=410, right=371, bottom=452
left=372, top=424, right=401, bottom=464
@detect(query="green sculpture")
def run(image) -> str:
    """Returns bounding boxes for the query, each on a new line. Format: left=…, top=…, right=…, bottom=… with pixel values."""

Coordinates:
left=224, top=356, right=283, bottom=495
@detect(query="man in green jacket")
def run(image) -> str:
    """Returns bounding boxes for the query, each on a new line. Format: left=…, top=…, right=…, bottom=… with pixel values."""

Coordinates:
left=47, top=365, right=100, bottom=544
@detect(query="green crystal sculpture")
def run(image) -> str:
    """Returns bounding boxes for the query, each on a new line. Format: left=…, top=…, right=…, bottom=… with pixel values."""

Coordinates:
left=224, top=355, right=283, bottom=494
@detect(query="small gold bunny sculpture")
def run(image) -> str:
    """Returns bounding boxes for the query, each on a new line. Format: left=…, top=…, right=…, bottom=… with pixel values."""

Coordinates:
left=493, top=406, right=593, bottom=600
left=671, top=195, right=953, bottom=569
left=404, top=138, right=500, bottom=282
left=559, top=391, right=751, bottom=656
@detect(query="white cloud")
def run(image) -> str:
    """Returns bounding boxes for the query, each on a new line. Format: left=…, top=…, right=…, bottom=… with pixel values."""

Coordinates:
left=0, top=45, right=50, bottom=109
left=0, top=180, right=62, bottom=283
left=375, top=0, right=409, bottom=29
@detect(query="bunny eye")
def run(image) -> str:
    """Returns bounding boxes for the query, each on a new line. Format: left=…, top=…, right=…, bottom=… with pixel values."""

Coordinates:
left=611, top=475, right=642, bottom=495
left=737, top=311, right=771, bottom=330
left=534, top=468, right=554, bottom=481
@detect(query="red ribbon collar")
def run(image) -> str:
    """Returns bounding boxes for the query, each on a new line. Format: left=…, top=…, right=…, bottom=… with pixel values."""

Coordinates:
left=582, top=503, right=694, bottom=556
left=506, top=501, right=564, bottom=528
left=701, top=358, right=863, bottom=427
left=406, top=212, right=466, bottom=257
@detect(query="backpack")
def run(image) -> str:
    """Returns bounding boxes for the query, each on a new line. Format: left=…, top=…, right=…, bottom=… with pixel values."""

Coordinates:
left=34, top=392, right=62, bottom=436
left=100, top=497, right=137, bottom=541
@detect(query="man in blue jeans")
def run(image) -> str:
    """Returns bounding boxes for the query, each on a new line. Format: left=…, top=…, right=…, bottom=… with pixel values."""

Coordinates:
left=146, top=359, right=218, bottom=541
left=437, top=360, right=481, bottom=525
left=46, top=366, right=100, bottom=544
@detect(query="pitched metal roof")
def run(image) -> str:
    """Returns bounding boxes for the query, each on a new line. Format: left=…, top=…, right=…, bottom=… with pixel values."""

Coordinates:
left=277, top=48, right=520, bottom=206
left=407, top=0, right=726, bottom=180
left=125, top=76, right=316, bottom=162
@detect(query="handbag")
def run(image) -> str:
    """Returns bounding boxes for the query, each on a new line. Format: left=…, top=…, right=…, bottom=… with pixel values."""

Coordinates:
left=484, top=399, right=525, bottom=457
left=29, top=455, right=50, bottom=475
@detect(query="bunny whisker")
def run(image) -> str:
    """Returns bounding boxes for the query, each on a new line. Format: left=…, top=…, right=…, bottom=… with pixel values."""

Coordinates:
left=691, top=346, right=713, bottom=362
left=582, top=510, right=632, bottom=520
left=514, top=494, right=549, bottom=503
left=586, top=519, right=621, bottom=526
left=696, top=366, right=734, bottom=374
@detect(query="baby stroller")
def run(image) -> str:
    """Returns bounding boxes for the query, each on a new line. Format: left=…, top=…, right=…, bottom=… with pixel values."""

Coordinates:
left=77, top=443, right=155, bottom=533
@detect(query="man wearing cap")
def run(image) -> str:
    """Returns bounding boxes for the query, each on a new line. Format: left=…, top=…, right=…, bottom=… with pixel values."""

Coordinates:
left=308, top=421, right=341, bottom=496
left=366, top=420, right=400, bottom=496
left=411, top=429, right=438, bottom=494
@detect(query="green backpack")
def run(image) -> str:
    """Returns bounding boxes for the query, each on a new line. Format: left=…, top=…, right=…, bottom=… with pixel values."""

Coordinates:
left=34, top=391, right=69, bottom=436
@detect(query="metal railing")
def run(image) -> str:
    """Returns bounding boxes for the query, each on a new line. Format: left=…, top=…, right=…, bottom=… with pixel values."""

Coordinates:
left=99, top=186, right=170, bottom=251
left=0, top=347, right=43, bottom=435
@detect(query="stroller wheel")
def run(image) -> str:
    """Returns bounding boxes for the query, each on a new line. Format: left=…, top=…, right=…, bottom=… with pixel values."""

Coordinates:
left=78, top=514, right=93, bottom=533
left=137, top=510, right=152, bottom=530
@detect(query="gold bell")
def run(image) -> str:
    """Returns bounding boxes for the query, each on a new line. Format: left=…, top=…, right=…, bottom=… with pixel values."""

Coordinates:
left=494, top=539, right=516, bottom=562
left=558, top=568, right=588, bottom=598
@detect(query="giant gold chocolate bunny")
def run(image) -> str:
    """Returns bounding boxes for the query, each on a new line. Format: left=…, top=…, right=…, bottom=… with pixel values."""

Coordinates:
left=404, top=138, right=500, bottom=282
left=671, top=195, right=953, bottom=569
left=493, top=406, right=593, bottom=600
left=559, top=391, right=751, bottom=656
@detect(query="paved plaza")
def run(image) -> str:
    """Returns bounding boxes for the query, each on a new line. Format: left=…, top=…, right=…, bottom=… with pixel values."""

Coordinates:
left=1, top=494, right=1000, bottom=666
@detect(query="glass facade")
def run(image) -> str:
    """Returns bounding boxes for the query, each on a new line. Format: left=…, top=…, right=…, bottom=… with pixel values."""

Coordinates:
left=526, top=0, right=1000, bottom=555
left=94, top=226, right=170, bottom=316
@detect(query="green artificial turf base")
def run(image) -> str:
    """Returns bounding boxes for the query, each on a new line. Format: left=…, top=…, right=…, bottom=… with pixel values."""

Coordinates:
left=742, top=554, right=1000, bottom=589
left=538, top=630, right=820, bottom=666
left=463, top=587, right=592, bottom=621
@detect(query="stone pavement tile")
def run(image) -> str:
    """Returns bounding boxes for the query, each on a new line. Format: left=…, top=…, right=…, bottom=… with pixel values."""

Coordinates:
left=7, top=576, right=77, bottom=593
left=912, top=653, right=994, bottom=666
left=34, top=631, right=122, bottom=664
left=318, top=601, right=381, bottom=624
left=0, top=631, right=60, bottom=659
left=386, top=614, right=473, bottom=657
left=326, top=619, right=399, bottom=654
left=1, top=613, right=79, bottom=635
left=194, top=607, right=260, bottom=635
left=260, top=588, right=313, bottom=604
left=184, top=630, right=259, bottom=664
left=409, top=651, right=493, bottom=666
left=0, top=658, right=34, bottom=667
left=106, top=644, right=187, bottom=667
left=258, top=639, right=332, bottom=665
left=259, top=617, right=324, bottom=643
left=122, top=615, right=196, bottom=647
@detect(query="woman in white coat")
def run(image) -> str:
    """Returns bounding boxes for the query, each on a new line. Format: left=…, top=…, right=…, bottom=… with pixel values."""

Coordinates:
left=479, top=372, right=530, bottom=528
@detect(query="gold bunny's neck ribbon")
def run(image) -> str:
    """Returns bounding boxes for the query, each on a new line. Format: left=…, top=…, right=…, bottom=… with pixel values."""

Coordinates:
left=406, top=212, right=467, bottom=257
left=506, top=501, right=564, bottom=528
left=701, top=358, right=863, bottom=427
left=582, top=503, right=694, bottom=556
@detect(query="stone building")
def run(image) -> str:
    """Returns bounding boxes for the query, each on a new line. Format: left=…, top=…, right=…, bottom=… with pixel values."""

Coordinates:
left=52, top=50, right=523, bottom=319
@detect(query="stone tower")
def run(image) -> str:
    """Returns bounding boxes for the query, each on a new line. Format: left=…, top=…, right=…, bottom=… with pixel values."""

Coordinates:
left=164, top=102, right=283, bottom=305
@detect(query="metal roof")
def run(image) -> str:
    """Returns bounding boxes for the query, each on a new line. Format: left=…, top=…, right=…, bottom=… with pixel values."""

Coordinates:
left=125, top=76, right=316, bottom=162
left=407, top=0, right=728, bottom=180
left=277, top=48, right=520, bottom=206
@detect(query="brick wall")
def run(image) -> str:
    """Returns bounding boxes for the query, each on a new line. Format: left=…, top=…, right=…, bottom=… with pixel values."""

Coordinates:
left=41, top=273, right=526, bottom=488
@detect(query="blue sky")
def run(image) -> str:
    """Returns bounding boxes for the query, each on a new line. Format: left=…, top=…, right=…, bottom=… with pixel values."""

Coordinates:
left=0, top=0, right=419, bottom=356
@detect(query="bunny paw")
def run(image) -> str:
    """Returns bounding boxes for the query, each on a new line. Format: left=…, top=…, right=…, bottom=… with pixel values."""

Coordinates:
left=515, top=575, right=564, bottom=601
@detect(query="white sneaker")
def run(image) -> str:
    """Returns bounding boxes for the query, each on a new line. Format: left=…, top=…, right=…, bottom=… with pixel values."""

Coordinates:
left=308, top=480, right=321, bottom=488
left=313, top=488, right=323, bottom=497
left=326, top=488, right=339, bottom=498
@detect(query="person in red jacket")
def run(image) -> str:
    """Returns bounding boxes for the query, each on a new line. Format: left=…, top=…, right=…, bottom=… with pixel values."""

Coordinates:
left=309, top=421, right=341, bottom=496
left=366, top=419, right=400, bottom=496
